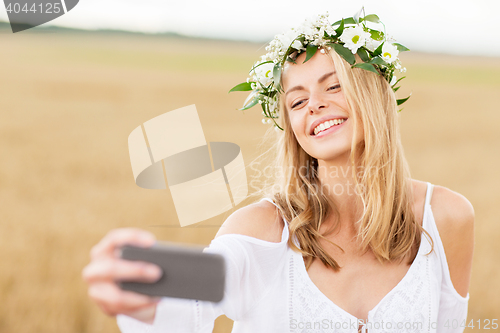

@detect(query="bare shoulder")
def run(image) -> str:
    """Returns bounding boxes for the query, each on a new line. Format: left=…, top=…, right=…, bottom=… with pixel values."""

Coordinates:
left=430, top=184, right=475, bottom=297
left=214, top=199, right=285, bottom=243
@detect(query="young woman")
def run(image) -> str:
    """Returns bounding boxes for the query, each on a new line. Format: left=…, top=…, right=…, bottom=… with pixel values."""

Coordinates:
left=82, top=11, right=474, bottom=333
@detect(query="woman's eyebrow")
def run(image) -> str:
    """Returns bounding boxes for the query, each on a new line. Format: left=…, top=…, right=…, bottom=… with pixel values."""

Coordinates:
left=285, top=71, right=337, bottom=96
left=285, top=85, right=304, bottom=96
left=318, top=71, right=336, bottom=83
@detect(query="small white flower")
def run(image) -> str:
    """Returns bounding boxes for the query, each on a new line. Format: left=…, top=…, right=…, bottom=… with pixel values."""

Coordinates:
left=291, top=40, right=304, bottom=51
left=339, top=25, right=371, bottom=54
left=381, top=43, right=399, bottom=63
left=385, top=34, right=396, bottom=42
left=262, top=118, right=267, bottom=124
left=276, top=29, right=299, bottom=52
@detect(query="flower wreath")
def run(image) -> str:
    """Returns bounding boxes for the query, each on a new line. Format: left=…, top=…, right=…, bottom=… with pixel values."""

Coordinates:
left=229, top=7, right=410, bottom=131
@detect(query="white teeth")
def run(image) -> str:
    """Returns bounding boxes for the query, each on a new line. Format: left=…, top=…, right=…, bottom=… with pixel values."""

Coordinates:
left=313, top=118, right=346, bottom=135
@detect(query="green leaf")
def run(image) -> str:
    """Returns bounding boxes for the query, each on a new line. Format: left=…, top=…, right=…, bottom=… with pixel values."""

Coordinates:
left=273, top=63, right=282, bottom=91
left=332, top=43, right=356, bottom=65
left=261, top=102, right=268, bottom=117
left=373, top=41, right=384, bottom=56
left=240, top=97, right=259, bottom=111
left=369, top=29, right=384, bottom=41
left=229, top=82, right=253, bottom=93
left=357, top=48, right=370, bottom=62
left=333, top=17, right=356, bottom=27
left=272, top=119, right=284, bottom=131
left=363, top=14, right=380, bottom=23
left=391, top=75, right=406, bottom=87
left=352, top=62, right=379, bottom=75
left=286, top=56, right=297, bottom=64
left=393, top=43, right=410, bottom=52
left=334, top=18, right=345, bottom=35
left=397, top=108, right=404, bottom=113
left=396, top=94, right=411, bottom=106
left=304, top=44, right=318, bottom=63
left=392, top=86, right=401, bottom=92
left=368, top=57, right=388, bottom=66
left=344, top=17, right=356, bottom=25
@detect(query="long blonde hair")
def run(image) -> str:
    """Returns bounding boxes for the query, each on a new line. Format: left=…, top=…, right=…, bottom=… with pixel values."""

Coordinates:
left=255, top=49, right=433, bottom=271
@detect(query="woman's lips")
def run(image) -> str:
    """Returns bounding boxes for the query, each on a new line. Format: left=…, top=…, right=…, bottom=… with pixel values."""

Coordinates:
left=312, top=118, right=347, bottom=138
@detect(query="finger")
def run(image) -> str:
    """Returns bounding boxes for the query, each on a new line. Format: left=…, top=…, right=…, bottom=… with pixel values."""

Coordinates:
left=90, top=228, right=156, bottom=260
left=88, top=282, right=160, bottom=316
left=83, top=258, right=162, bottom=284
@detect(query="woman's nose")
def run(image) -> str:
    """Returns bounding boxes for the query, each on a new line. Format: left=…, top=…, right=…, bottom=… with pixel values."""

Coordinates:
left=308, top=93, right=328, bottom=114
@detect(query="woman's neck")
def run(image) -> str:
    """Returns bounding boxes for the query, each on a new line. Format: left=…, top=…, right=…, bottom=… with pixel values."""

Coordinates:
left=316, top=155, right=364, bottom=234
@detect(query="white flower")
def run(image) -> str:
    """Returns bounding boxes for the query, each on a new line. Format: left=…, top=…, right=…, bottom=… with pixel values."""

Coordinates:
left=253, top=62, right=274, bottom=87
left=276, top=29, right=299, bottom=52
left=291, top=40, right=304, bottom=51
left=381, top=43, right=399, bottom=63
left=323, top=22, right=337, bottom=37
left=302, top=23, right=316, bottom=39
left=339, top=25, right=371, bottom=54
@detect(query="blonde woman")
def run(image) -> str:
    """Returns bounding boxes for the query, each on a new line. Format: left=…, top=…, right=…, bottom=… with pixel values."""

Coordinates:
left=82, top=11, right=474, bottom=333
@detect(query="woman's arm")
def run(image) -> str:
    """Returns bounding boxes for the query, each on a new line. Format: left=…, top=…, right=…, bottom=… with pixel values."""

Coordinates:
left=431, top=185, right=475, bottom=297
left=83, top=200, right=286, bottom=332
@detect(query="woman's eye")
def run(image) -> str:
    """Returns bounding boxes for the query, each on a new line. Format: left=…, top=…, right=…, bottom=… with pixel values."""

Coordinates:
left=291, top=100, right=306, bottom=109
left=327, top=84, right=341, bottom=91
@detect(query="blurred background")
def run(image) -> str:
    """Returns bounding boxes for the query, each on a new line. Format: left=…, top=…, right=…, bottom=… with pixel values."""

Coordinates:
left=0, top=1, right=499, bottom=332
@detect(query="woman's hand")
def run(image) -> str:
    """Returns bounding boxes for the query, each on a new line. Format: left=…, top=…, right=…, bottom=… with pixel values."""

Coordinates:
left=82, top=228, right=163, bottom=324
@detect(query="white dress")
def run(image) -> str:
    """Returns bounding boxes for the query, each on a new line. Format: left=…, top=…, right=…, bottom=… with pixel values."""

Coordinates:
left=117, top=182, right=469, bottom=332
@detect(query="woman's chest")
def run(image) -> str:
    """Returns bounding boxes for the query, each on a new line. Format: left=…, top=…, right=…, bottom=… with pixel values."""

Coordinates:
left=303, top=253, right=415, bottom=322
left=285, top=248, right=441, bottom=333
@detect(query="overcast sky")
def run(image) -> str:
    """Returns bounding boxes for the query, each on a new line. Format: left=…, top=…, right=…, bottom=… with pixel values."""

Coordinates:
left=1, top=0, right=499, bottom=56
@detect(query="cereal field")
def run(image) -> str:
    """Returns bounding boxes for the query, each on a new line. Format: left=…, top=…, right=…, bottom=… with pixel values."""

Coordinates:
left=0, top=29, right=498, bottom=332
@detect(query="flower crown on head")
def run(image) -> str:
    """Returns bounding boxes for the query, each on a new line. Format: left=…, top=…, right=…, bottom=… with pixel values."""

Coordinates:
left=229, top=7, right=410, bottom=131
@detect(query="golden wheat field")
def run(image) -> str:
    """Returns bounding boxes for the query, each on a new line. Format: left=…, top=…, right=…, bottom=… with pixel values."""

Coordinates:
left=0, top=29, right=499, bottom=333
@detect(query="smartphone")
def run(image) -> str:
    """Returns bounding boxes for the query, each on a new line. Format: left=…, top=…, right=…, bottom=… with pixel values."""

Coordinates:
left=117, top=242, right=226, bottom=302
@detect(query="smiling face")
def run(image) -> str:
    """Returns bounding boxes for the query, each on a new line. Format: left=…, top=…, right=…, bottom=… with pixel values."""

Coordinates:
left=281, top=50, right=364, bottom=163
